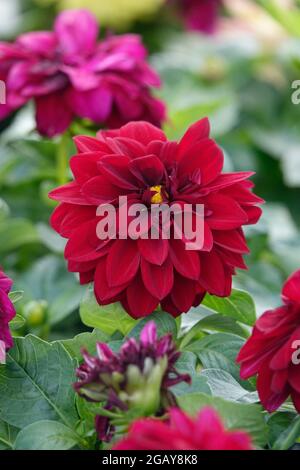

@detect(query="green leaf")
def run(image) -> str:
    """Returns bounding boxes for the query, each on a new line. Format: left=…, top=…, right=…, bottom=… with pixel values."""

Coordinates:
left=128, top=310, right=177, bottom=340
left=184, top=333, right=245, bottom=382
left=14, top=420, right=78, bottom=450
left=0, top=419, right=19, bottom=450
left=200, top=369, right=258, bottom=403
left=9, top=314, right=25, bottom=330
left=80, top=287, right=136, bottom=335
left=180, top=311, right=247, bottom=349
left=0, top=335, right=79, bottom=429
left=18, top=255, right=84, bottom=326
left=8, top=291, right=23, bottom=304
left=0, top=218, right=39, bottom=253
left=60, top=329, right=109, bottom=360
left=272, top=416, right=300, bottom=450
left=177, top=392, right=269, bottom=447
left=202, top=289, right=256, bottom=326
left=267, top=412, right=296, bottom=448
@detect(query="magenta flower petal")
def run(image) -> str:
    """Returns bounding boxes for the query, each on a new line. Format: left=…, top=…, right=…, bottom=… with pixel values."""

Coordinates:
left=35, top=92, right=73, bottom=137
left=0, top=270, right=16, bottom=359
left=54, top=9, right=99, bottom=58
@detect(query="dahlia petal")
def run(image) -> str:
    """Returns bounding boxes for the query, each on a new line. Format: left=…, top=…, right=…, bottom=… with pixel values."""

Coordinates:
left=257, top=362, right=289, bottom=413
left=169, top=239, right=200, bottom=280
left=50, top=203, right=96, bottom=238
left=119, top=121, right=166, bottom=145
left=243, top=206, right=263, bottom=225
left=170, top=408, right=195, bottom=437
left=62, top=65, right=100, bottom=91
left=64, top=218, right=104, bottom=262
left=255, top=305, right=290, bottom=334
left=99, top=155, right=139, bottom=189
left=178, top=139, right=224, bottom=185
left=54, top=9, right=98, bottom=58
left=0, top=273, right=13, bottom=293
left=94, top=257, right=128, bottom=303
left=141, top=257, right=173, bottom=300
left=126, top=274, right=159, bottom=318
left=35, top=92, right=73, bottom=137
left=170, top=274, right=196, bottom=313
left=199, top=251, right=229, bottom=297
left=129, top=154, right=165, bottom=186
left=70, top=153, right=104, bottom=184
left=79, top=270, right=95, bottom=284
left=17, top=32, right=57, bottom=55
left=110, top=137, right=146, bottom=159
left=106, top=240, right=140, bottom=287
left=217, top=247, right=248, bottom=270
left=291, top=391, right=300, bottom=413
left=282, top=269, right=300, bottom=304
left=222, top=181, right=265, bottom=206
left=82, top=175, right=128, bottom=204
left=177, top=118, right=210, bottom=158
left=205, top=172, right=255, bottom=192
left=73, top=136, right=111, bottom=154
left=271, top=369, right=289, bottom=394
left=161, top=296, right=182, bottom=317
left=49, top=181, right=89, bottom=205
left=213, top=229, right=249, bottom=254
left=69, top=87, right=112, bottom=123
left=138, top=237, right=168, bottom=266
left=140, top=321, right=157, bottom=347
left=205, top=193, right=248, bottom=230
left=270, top=328, right=300, bottom=371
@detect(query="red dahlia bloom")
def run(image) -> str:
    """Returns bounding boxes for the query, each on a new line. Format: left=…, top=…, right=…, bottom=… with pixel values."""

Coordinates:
left=0, top=269, right=16, bottom=363
left=75, top=321, right=190, bottom=441
left=113, top=407, right=252, bottom=450
left=49, top=118, right=262, bottom=318
left=237, top=270, right=300, bottom=414
left=0, top=9, right=165, bottom=137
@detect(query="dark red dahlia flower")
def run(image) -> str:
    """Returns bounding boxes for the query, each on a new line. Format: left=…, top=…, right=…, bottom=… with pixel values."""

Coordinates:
left=49, top=118, right=262, bottom=318
left=74, top=321, right=190, bottom=441
left=113, top=406, right=252, bottom=450
left=0, top=9, right=165, bottom=137
left=0, top=269, right=16, bottom=363
left=237, top=270, right=300, bottom=414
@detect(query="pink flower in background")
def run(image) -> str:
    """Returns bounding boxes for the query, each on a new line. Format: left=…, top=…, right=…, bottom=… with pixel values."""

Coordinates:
left=113, top=407, right=253, bottom=450
left=172, top=0, right=223, bottom=34
left=0, top=9, right=165, bottom=137
left=0, top=270, right=16, bottom=363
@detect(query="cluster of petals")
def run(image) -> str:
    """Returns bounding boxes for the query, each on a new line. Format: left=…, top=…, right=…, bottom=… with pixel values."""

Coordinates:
left=0, top=9, right=165, bottom=136
left=237, top=269, right=300, bottom=413
left=113, top=406, right=252, bottom=450
left=75, top=321, right=190, bottom=441
left=50, top=117, right=263, bottom=318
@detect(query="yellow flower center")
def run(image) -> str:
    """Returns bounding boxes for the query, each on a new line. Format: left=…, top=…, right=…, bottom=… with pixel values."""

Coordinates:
left=150, top=185, right=164, bottom=204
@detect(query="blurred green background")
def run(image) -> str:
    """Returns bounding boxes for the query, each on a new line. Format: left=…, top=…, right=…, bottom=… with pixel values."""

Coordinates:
left=1, top=0, right=300, bottom=340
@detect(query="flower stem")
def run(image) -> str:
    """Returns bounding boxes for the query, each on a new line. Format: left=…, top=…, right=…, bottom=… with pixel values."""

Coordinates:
left=56, top=132, right=69, bottom=185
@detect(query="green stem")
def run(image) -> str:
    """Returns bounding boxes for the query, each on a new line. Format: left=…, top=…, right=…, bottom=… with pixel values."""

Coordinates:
left=56, top=132, right=69, bottom=185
